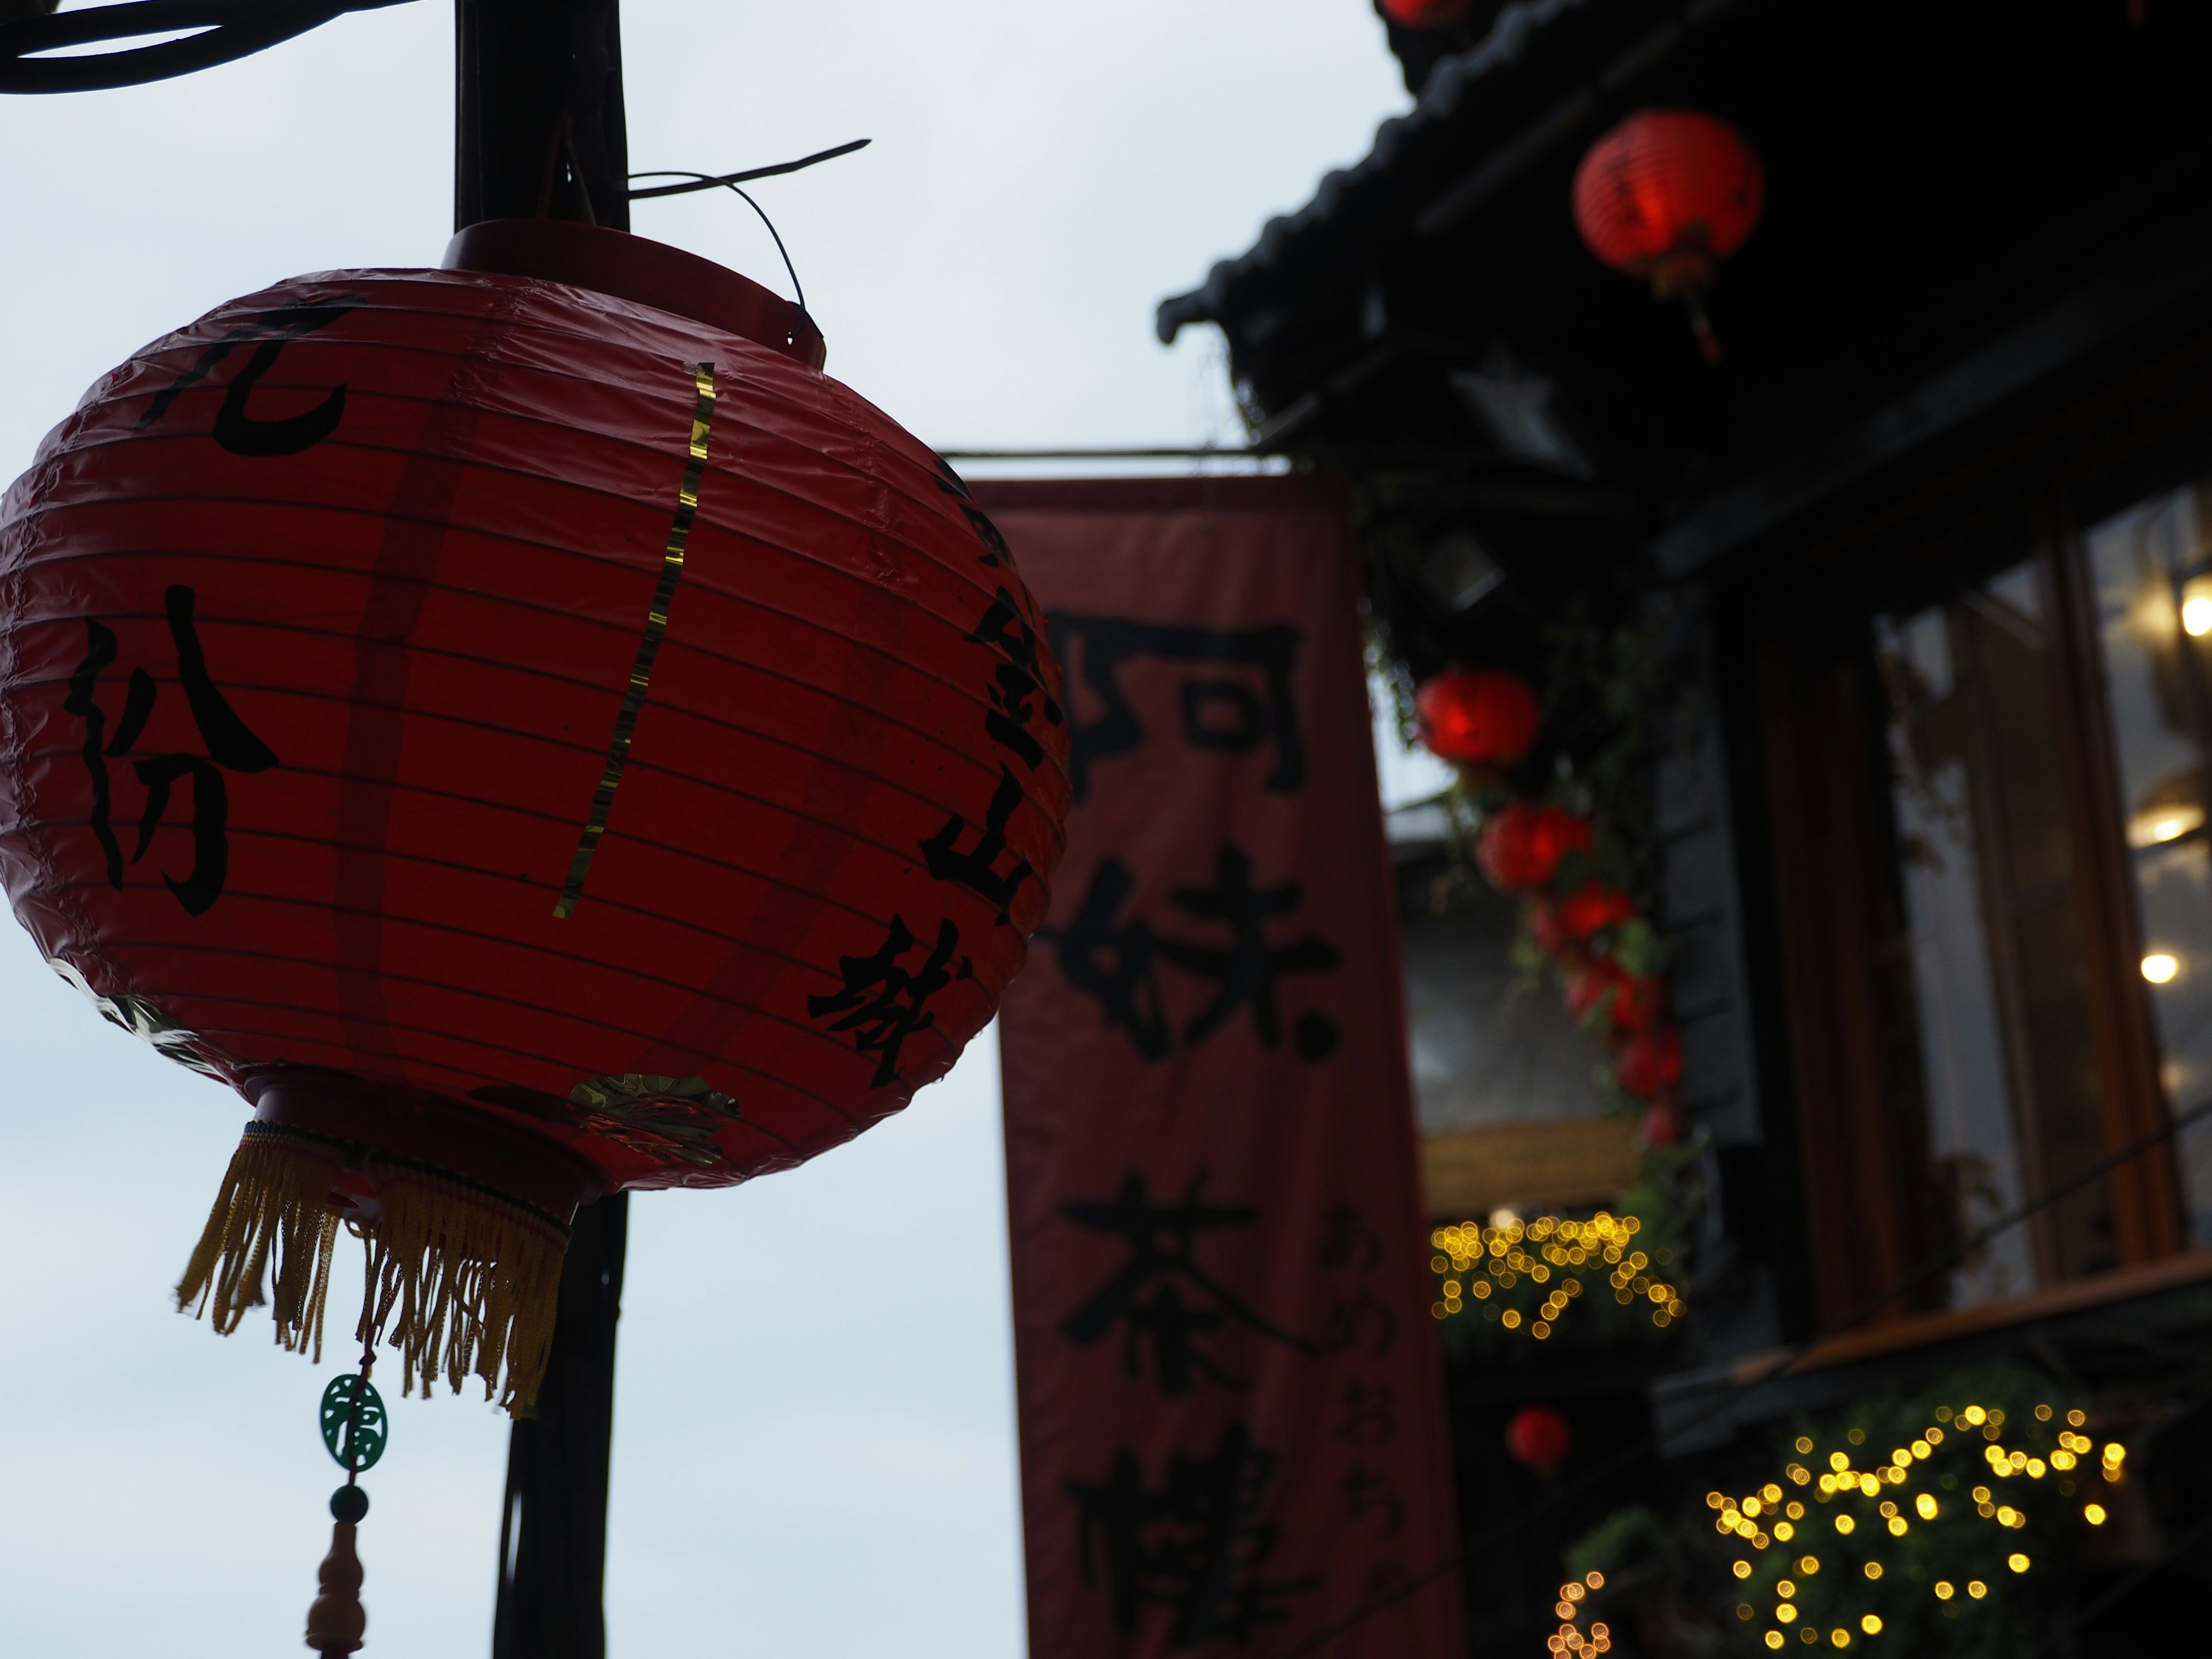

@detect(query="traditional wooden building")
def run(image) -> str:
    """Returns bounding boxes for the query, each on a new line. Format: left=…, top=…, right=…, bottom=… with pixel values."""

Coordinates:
left=1160, top=1, right=2212, bottom=1646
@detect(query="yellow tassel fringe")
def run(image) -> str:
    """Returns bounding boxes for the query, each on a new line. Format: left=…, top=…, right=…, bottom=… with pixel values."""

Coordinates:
left=176, top=1128, right=569, bottom=1415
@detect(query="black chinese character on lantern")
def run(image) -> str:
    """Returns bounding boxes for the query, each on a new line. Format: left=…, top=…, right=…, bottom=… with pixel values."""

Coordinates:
left=1041, top=843, right=1340, bottom=1063
left=920, top=765, right=1035, bottom=925
left=935, top=459, right=1014, bottom=569
left=807, top=914, right=971, bottom=1087
left=137, top=295, right=363, bottom=457
left=1067, top=1423, right=1320, bottom=1647
left=965, top=586, right=1065, bottom=772
left=1062, top=1172, right=1311, bottom=1395
left=65, top=585, right=280, bottom=916
left=1047, top=614, right=1306, bottom=801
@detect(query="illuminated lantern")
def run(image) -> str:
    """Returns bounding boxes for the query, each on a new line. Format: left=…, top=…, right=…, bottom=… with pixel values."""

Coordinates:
left=0, top=221, right=1069, bottom=1412
left=1505, top=1403, right=1574, bottom=1474
left=1616, top=1024, right=1683, bottom=1101
left=1380, top=0, right=1476, bottom=26
left=1572, top=108, right=1764, bottom=362
left=1475, top=801, right=1592, bottom=892
left=1414, top=666, right=1540, bottom=767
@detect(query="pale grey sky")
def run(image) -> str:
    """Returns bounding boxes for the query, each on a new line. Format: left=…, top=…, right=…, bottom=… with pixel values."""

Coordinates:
left=0, top=5, right=1408, bottom=1654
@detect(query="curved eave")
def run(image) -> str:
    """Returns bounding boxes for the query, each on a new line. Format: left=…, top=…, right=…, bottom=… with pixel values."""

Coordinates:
left=1154, top=0, right=1593, bottom=346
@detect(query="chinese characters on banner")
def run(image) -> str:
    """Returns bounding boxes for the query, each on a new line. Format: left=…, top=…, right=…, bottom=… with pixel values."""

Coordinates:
left=984, top=477, right=1464, bottom=1657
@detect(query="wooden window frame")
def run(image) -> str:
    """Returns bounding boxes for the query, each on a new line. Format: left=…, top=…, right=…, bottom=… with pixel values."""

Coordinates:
left=1752, top=488, right=2192, bottom=1328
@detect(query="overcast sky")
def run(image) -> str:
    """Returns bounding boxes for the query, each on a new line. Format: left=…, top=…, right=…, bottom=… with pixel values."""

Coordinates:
left=0, top=5, right=1410, bottom=1655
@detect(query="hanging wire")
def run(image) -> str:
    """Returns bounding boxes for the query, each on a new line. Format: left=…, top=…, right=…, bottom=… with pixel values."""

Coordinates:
left=1, top=0, right=417, bottom=94
left=626, top=137, right=870, bottom=199
left=627, top=139, right=870, bottom=315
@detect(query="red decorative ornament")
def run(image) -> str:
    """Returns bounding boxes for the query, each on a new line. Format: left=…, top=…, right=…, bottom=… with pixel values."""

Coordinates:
left=1640, top=1099, right=1683, bottom=1149
left=1555, top=880, right=1635, bottom=942
left=1564, top=960, right=1660, bottom=1036
left=1415, top=666, right=1540, bottom=767
left=1616, top=1025, right=1684, bottom=1101
left=1572, top=108, right=1764, bottom=362
left=0, top=221, right=1069, bottom=1411
left=1381, top=0, right=1476, bottom=27
left=1505, top=1403, right=1574, bottom=1474
left=1475, top=802, right=1593, bottom=892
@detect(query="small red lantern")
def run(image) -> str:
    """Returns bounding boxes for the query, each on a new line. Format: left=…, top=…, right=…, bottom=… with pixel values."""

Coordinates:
left=1475, top=802, right=1592, bottom=893
left=1617, top=1024, right=1684, bottom=1101
left=0, top=222, right=1069, bottom=1411
left=1572, top=109, right=1764, bottom=362
left=1505, top=1403, right=1574, bottom=1474
left=1381, top=0, right=1476, bottom=27
left=1555, top=880, right=1635, bottom=942
left=1415, top=666, right=1540, bottom=767
left=1565, top=960, right=1660, bottom=1036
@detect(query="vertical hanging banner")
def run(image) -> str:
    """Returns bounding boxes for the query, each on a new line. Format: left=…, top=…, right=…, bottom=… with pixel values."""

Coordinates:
left=980, top=476, right=1463, bottom=1658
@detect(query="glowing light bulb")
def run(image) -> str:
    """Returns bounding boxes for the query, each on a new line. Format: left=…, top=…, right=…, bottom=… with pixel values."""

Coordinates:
left=1861, top=1615, right=1883, bottom=1635
left=2008, top=1553, right=2031, bottom=1574
left=2184, top=593, right=2212, bottom=637
left=1934, top=1582, right=1955, bottom=1601
left=2143, top=953, right=2180, bottom=984
left=1967, top=1581, right=1987, bottom=1599
left=2085, top=1503, right=2108, bottom=1524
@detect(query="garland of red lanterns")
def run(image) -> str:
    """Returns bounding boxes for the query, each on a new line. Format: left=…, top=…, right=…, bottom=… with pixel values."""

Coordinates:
left=1572, top=108, right=1764, bottom=363
left=1415, top=666, right=1680, bottom=1143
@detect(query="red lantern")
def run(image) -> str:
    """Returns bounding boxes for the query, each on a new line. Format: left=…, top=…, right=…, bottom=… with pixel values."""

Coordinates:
left=1555, top=880, right=1635, bottom=942
left=0, top=221, right=1069, bottom=1411
left=1381, top=0, right=1476, bottom=27
left=1505, top=1403, right=1574, bottom=1474
left=1415, top=666, right=1540, bottom=767
left=1617, top=1024, right=1684, bottom=1101
left=1572, top=109, right=1764, bottom=362
left=1475, top=801, right=1592, bottom=892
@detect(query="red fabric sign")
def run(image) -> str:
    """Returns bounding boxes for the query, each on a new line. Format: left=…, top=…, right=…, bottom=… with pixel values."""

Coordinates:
left=983, top=477, right=1464, bottom=1658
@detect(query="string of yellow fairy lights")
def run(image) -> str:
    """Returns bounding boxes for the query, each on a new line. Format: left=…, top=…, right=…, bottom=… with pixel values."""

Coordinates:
left=1545, top=1397, right=2130, bottom=1654
left=1430, top=1211, right=1684, bottom=1338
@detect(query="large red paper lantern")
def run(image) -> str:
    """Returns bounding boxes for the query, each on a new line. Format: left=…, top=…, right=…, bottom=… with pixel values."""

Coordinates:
left=1572, top=108, right=1764, bottom=361
left=0, top=221, right=1069, bottom=1411
left=1415, top=666, right=1540, bottom=767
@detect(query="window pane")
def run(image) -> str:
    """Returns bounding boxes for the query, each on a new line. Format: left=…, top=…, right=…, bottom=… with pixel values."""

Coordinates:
left=1876, top=556, right=2116, bottom=1302
left=2087, top=487, right=2212, bottom=1245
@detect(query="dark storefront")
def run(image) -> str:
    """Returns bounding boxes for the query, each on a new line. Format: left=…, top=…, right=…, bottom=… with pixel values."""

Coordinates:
left=1160, top=1, right=2212, bottom=1649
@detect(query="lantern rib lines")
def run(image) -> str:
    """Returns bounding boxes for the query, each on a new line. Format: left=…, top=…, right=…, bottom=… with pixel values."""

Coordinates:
left=554, top=363, right=718, bottom=921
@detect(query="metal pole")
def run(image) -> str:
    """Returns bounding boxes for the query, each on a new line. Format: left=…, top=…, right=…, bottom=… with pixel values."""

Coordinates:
left=457, top=7, right=634, bottom=1655
left=455, top=0, right=628, bottom=233
left=492, top=1194, right=630, bottom=1659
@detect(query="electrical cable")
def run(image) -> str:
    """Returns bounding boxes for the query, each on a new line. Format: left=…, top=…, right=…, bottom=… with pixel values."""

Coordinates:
left=0, top=0, right=415, bottom=94
left=626, top=144, right=869, bottom=316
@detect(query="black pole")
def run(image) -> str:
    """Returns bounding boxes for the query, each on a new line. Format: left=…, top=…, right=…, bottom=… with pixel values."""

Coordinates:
left=492, top=1194, right=629, bottom=1659
left=457, top=9, right=634, bottom=1655
left=455, top=0, right=628, bottom=233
